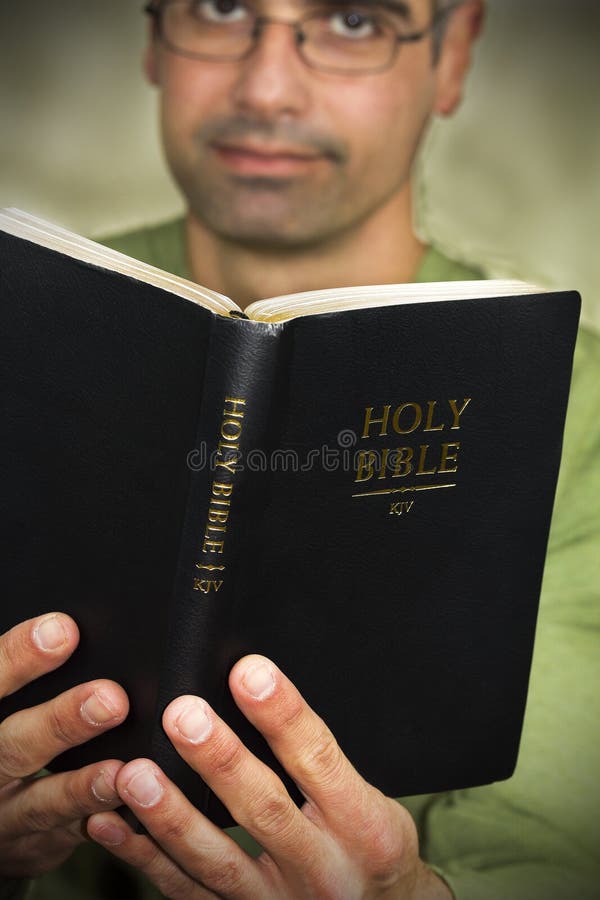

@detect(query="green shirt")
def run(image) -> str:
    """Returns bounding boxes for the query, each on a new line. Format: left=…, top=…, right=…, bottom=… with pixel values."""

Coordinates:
left=10, top=218, right=600, bottom=900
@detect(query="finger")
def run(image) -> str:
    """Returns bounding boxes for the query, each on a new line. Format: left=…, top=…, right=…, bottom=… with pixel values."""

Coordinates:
left=163, top=697, right=322, bottom=873
left=228, top=656, right=389, bottom=838
left=88, top=811, right=216, bottom=899
left=112, top=759, right=268, bottom=898
left=1, top=826, right=88, bottom=879
left=0, top=759, right=124, bottom=840
left=0, top=680, right=128, bottom=787
left=0, top=613, right=79, bottom=699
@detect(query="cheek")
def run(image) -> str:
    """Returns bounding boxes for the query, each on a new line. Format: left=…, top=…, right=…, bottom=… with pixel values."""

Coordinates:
left=332, top=75, right=434, bottom=175
left=159, top=58, right=229, bottom=150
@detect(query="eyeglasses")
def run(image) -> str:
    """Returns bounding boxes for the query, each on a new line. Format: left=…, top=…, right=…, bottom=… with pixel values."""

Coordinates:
left=143, top=1, right=458, bottom=76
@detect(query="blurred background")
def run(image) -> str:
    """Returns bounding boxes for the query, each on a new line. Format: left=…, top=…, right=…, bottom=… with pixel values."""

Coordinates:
left=1, top=0, right=599, bottom=328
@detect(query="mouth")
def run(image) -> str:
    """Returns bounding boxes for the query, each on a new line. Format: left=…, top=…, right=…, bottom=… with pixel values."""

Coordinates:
left=210, top=140, right=327, bottom=177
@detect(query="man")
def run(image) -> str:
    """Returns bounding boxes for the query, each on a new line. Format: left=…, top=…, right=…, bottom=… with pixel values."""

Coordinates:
left=1, top=1, right=599, bottom=897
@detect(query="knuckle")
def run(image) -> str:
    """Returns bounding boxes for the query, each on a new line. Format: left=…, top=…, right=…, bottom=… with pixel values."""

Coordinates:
left=11, top=618, right=34, bottom=652
left=0, top=626, right=18, bottom=666
left=62, top=772, right=89, bottom=819
left=19, top=797, right=54, bottom=834
left=202, top=854, right=244, bottom=896
left=156, top=866, right=196, bottom=900
left=0, top=628, right=24, bottom=692
left=366, top=840, right=403, bottom=886
left=0, top=723, right=39, bottom=780
left=159, top=806, right=196, bottom=844
left=361, top=800, right=406, bottom=883
left=137, top=836, right=169, bottom=873
left=208, top=735, right=245, bottom=782
left=46, top=702, right=77, bottom=749
left=306, top=877, right=346, bottom=900
left=138, top=840, right=195, bottom=900
left=64, top=819, right=87, bottom=842
left=274, top=693, right=305, bottom=733
left=299, top=730, right=345, bottom=785
left=252, top=789, right=297, bottom=838
left=369, top=861, right=403, bottom=890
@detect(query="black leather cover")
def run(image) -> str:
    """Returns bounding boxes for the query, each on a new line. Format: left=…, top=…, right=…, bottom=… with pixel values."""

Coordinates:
left=0, top=231, right=581, bottom=828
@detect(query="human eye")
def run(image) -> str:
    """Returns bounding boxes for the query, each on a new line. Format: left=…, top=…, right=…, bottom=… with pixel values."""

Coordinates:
left=326, top=7, right=383, bottom=40
left=191, top=0, right=249, bottom=24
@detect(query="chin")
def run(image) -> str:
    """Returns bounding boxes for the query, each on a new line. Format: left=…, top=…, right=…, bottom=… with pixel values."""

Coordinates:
left=190, top=198, right=339, bottom=252
left=212, top=222, right=330, bottom=252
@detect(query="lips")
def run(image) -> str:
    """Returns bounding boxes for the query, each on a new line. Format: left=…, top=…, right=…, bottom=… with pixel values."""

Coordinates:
left=210, top=140, right=326, bottom=176
left=212, top=140, right=321, bottom=160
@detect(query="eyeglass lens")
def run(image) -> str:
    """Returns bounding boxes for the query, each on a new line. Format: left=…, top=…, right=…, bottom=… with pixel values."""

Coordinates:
left=158, top=1, right=417, bottom=73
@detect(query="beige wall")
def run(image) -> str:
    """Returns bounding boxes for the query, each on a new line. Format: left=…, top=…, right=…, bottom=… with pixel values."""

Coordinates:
left=1, top=0, right=599, bottom=328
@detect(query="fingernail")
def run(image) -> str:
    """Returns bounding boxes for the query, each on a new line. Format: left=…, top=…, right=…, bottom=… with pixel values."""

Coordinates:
left=81, top=691, right=119, bottom=726
left=92, top=770, right=117, bottom=803
left=95, top=822, right=126, bottom=846
left=33, top=615, right=68, bottom=651
left=242, top=661, right=275, bottom=700
left=124, top=765, right=163, bottom=807
left=175, top=698, right=212, bottom=744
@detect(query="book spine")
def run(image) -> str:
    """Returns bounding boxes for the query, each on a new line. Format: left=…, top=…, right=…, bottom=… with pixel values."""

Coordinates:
left=150, top=312, right=286, bottom=819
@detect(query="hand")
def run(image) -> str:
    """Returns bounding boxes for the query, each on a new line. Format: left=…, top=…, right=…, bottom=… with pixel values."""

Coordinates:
left=87, top=655, right=451, bottom=899
left=0, top=613, right=128, bottom=877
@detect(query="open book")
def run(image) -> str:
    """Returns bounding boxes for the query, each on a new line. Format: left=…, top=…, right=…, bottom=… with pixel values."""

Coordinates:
left=0, top=209, right=580, bottom=827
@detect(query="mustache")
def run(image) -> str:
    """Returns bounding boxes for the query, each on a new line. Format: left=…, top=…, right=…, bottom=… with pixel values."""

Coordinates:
left=194, top=116, right=348, bottom=163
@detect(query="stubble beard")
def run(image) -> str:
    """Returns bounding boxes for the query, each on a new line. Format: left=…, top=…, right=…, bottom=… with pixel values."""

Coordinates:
left=180, top=168, right=364, bottom=251
left=165, top=114, right=420, bottom=252
left=165, top=114, right=369, bottom=251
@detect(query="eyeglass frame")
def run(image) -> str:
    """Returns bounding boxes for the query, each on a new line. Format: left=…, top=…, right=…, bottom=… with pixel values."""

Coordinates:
left=143, top=1, right=462, bottom=76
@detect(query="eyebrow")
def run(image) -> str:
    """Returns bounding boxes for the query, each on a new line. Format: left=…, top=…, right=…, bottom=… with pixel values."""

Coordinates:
left=310, top=0, right=415, bottom=24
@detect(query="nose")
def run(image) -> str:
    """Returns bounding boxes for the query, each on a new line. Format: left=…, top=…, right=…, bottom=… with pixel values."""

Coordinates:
left=230, top=20, right=312, bottom=120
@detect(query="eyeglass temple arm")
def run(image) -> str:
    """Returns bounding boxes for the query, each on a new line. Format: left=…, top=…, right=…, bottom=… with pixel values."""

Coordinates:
left=396, top=0, right=463, bottom=44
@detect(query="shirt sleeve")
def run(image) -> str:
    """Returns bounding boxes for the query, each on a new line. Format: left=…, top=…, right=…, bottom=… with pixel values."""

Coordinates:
left=403, top=326, right=600, bottom=899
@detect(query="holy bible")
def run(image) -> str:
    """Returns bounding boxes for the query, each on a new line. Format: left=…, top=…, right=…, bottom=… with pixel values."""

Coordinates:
left=0, top=209, right=580, bottom=828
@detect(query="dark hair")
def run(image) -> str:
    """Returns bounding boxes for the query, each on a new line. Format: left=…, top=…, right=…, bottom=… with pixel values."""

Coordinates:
left=431, top=0, right=457, bottom=62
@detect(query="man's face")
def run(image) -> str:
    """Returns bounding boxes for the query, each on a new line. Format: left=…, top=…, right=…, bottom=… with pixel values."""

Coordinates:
left=148, top=0, right=446, bottom=249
